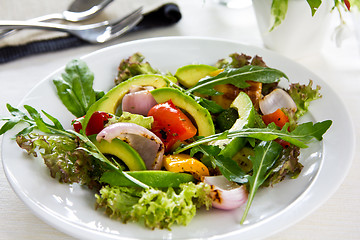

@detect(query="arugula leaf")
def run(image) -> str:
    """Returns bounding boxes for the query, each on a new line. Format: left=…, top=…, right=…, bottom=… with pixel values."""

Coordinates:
left=190, top=144, right=218, bottom=168
left=213, top=154, right=248, bottom=184
left=185, top=66, right=288, bottom=96
left=194, top=96, right=224, bottom=114
left=240, top=141, right=283, bottom=223
left=270, top=0, right=289, bottom=31
left=174, top=120, right=332, bottom=154
left=41, top=110, right=65, bottom=131
left=23, top=105, right=52, bottom=133
left=190, top=144, right=248, bottom=184
left=287, top=120, right=331, bottom=141
left=168, top=81, right=225, bottom=114
left=53, top=59, right=97, bottom=117
left=0, top=104, right=72, bottom=137
left=0, top=104, right=27, bottom=135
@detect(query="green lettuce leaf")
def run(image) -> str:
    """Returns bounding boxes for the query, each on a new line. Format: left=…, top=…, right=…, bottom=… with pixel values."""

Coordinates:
left=53, top=59, right=97, bottom=117
left=112, top=111, right=154, bottom=129
left=95, top=182, right=212, bottom=229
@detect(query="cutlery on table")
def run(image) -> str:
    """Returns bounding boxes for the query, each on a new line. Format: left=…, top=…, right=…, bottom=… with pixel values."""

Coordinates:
left=0, top=7, right=143, bottom=43
left=0, top=0, right=114, bottom=39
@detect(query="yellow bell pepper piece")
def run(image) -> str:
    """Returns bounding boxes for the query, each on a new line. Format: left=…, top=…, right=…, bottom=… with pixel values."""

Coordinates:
left=163, top=154, right=209, bottom=180
left=211, top=84, right=240, bottom=109
left=209, top=69, right=224, bottom=77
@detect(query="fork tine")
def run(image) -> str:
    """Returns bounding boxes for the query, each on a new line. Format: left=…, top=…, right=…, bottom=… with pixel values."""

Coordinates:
left=110, top=7, right=143, bottom=26
left=110, top=7, right=143, bottom=35
left=95, top=7, right=142, bottom=43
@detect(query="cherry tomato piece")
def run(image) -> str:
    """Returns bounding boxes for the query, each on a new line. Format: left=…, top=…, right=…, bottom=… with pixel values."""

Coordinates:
left=85, top=111, right=112, bottom=135
left=72, top=118, right=83, bottom=133
left=72, top=111, right=112, bottom=136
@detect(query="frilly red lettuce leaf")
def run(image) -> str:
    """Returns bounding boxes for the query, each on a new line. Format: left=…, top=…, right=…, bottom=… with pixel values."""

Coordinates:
left=115, top=52, right=160, bottom=85
left=16, top=133, right=103, bottom=189
left=263, top=145, right=303, bottom=187
left=287, top=80, right=322, bottom=119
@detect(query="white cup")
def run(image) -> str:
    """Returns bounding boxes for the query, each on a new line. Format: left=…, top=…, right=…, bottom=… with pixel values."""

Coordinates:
left=252, top=0, right=332, bottom=59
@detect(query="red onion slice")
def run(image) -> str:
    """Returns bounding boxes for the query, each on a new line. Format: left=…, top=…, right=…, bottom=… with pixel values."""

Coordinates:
left=259, top=88, right=297, bottom=115
left=204, top=175, right=248, bottom=210
left=96, top=122, right=164, bottom=170
left=121, top=90, right=158, bottom=116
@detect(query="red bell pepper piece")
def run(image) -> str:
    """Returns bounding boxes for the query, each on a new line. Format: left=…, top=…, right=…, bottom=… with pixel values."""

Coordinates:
left=262, top=108, right=289, bottom=129
left=262, top=108, right=290, bottom=148
left=148, top=100, right=197, bottom=151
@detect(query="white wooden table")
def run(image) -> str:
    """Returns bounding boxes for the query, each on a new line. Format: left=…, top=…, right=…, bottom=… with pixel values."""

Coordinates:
left=0, top=0, right=359, bottom=239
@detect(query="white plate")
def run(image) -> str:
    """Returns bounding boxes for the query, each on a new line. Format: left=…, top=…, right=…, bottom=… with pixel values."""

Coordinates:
left=1, top=37, right=355, bottom=240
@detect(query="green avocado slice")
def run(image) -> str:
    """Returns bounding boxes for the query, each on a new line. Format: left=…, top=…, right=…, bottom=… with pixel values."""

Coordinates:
left=100, top=170, right=195, bottom=188
left=216, top=92, right=256, bottom=157
left=93, top=74, right=171, bottom=114
left=89, top=135, right=147, bottom=171
left=150, top=87, right=215, bottom=137
left=175, top=64, right=218, bottom=88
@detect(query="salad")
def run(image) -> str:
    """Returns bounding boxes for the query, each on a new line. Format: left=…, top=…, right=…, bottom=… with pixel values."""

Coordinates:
left=0, top=52, right=331, bottom=230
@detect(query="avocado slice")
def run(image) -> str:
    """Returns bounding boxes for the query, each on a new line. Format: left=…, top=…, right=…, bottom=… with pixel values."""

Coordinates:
left=100, top=170, right=195, bottom=188
left=89, top=135, right=146, bottom=171
left=175, top=64, right=218, bottom=88
left=214, top=92, right=256, bottom=157
left=93, top=74, right=171, bottom=114
left=230, top=91, right=255, bottom=129
left=150, top=87, right=215, bottom=137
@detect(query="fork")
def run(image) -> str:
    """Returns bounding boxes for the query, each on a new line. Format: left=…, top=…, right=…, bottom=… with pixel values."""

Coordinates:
left=0, top=7, right=143, bottom=43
